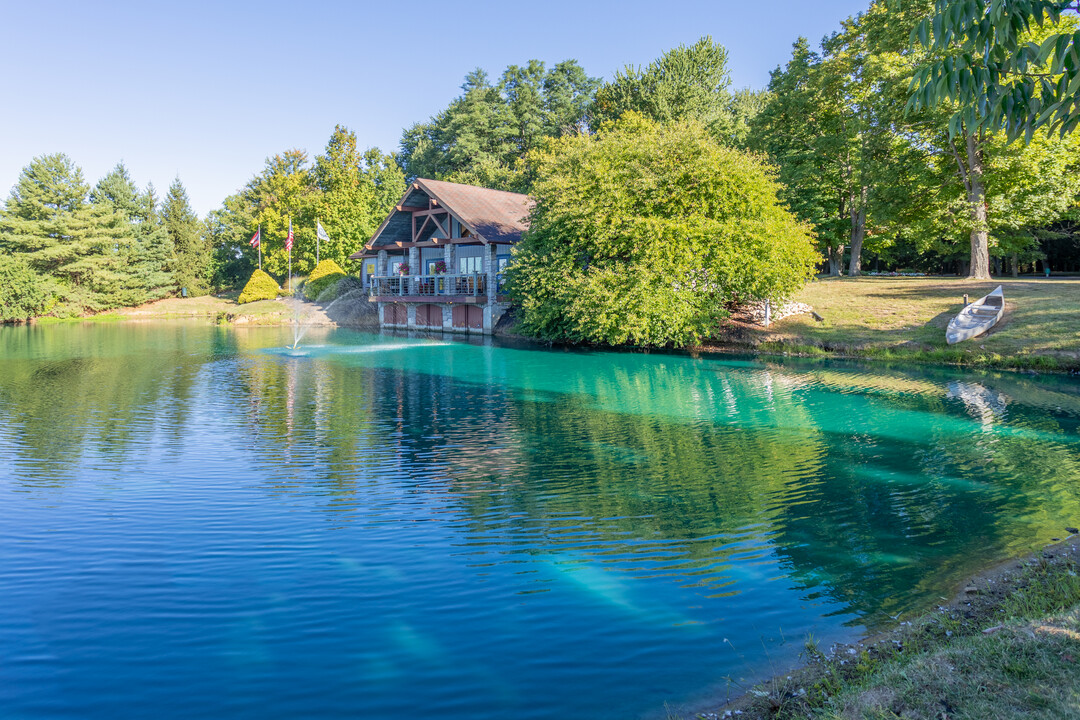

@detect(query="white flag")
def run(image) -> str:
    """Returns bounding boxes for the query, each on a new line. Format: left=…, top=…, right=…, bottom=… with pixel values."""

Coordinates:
left=316, top=221, right=330, bottom=242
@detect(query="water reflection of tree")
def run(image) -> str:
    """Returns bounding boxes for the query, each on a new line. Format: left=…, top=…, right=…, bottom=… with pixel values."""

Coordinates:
left=223, top=343, right=1080, bottom=624
left=0, top=324, right=223, bottom=484
left=766, top=365, right=1080, bottom=625
left=7, top=325, right=1080, bottom=629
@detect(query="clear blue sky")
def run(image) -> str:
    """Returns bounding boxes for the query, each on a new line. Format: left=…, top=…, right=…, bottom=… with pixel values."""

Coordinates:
left=1, top=0, right=868, bottom=216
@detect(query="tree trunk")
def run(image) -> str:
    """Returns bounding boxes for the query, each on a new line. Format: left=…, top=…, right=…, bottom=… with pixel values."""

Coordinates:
left=1011, top=253, right=1019, bottom=277
left=847, top=187, right=868, bottom=277
left=965, top=133, right=991, bottom=279
left=827, top=245, right=845, bottom=276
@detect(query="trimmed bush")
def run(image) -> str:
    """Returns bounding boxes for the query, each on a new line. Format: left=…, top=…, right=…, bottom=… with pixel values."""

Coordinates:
left=238, top=269, right=280, bottom=304
left=304, top=260, right=347, bottom=300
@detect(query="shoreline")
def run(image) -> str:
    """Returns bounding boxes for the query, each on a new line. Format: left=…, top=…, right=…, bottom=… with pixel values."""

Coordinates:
left=15, top=307, right=1080, bottom=375
left=678, top=532, right=1080, bottom=720
left=692, top=339, right=1080, bottom=374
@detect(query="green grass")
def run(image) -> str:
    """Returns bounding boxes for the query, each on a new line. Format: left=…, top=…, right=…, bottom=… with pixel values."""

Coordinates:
left=717, top=277, right=1080, bottom=371
left=814, top=609, right=1080, bottom=719
left=25, top=294, right=303, bottom=327
left=34, top=312, right=127, bottom=325
left=716, top=540, right=1080, bottom=720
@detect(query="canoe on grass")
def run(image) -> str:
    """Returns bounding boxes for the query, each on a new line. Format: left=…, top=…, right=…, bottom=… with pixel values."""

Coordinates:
left=946, top=285, right=1004, bottom=345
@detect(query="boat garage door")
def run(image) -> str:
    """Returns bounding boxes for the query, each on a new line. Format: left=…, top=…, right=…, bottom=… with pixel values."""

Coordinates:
left=416, top=304, right=442, bottom=327
left=451, top=305, right=483, bottom=331
left=383, top=303, right=407, bottom=325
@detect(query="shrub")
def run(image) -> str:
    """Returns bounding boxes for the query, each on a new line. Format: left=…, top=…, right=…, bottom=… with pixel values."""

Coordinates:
left=506, top=114, right=818, bottom=347
left=322, top=275, right=364, bottom=302
left=238, top=269, right=280, bottom=304
left=0, top=256, right=51, bottom=322
left=304, top=259, right=347, bottom=300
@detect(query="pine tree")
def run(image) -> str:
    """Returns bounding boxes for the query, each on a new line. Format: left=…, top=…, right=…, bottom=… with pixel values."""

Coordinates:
left=163, top=178, right=209, bottom=295
left=90, top=165, right=175, bottom=303
left=132, top=183, right=176, bottom=301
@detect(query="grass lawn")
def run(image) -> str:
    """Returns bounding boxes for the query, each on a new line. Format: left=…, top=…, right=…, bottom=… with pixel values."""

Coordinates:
left=723, top=277, right=1080, bottom=370
left=105, top=294, right=296, bottom=324
left=708, top=537, right=1080, bottom=720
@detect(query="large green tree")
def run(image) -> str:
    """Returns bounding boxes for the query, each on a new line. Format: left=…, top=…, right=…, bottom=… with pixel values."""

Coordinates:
left=92, top=165, right=174, bottom=302
left=749, top=38, right=851, bottom=275
left=752, top=0, right=1080, bottom=278
left=506, top=115, right=818, bottom=347
left=397, top=60, right=599, bottom=191
left=909, top=0, right=1080, bottom=140
left=1, top=154, right=138, bottom=313
left=903, top=5, right=1080, bottom=277
left=208, top=128, right=404, bottom=288
left=312, top=126, right=406, bottom=269
left=751, top=4, right=935, bottom=276
left=0, top=255, right=50, bottom=322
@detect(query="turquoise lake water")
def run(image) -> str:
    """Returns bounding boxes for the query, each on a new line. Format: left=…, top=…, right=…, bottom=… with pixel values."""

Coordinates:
left=1, top=323, right=1079, bottom=718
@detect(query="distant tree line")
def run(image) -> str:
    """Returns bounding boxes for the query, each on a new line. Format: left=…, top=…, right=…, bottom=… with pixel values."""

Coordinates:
left=0, top=155, right=208, bottom=321
left=4, top=0, right=1080, bottom=324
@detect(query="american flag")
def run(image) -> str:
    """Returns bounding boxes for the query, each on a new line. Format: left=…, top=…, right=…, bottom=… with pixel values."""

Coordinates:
left=285, top=219, right=294, bottom=253
left=249, top=228, right=260, bottom=248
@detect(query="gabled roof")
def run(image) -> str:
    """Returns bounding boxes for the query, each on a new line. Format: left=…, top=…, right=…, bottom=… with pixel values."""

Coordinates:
left=416, top=178, right=533, bottom=245
left=350, top=179, right=534, bottom=259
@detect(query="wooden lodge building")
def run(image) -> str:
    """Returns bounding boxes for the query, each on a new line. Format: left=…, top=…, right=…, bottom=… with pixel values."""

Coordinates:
left=351, top=178, right=534, bottom=334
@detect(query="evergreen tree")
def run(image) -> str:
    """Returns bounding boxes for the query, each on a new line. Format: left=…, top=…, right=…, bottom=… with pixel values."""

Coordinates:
left=133, top=183, right=176, bottom=300
left=0, top=255, right=50, bottom=322
left=89, top=164, right=175, bottom=302
left=163, top=178, right=209, bottom=295
left=397, top=60, right=600, bottom=192
left=90, top=162, right=142, bottom=219
left=1, top=153, right=94, bottom=312
left=4, top=152, right=88, bottom=221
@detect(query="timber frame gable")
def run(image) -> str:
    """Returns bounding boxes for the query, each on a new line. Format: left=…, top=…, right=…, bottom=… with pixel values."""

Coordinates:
left=350, top=178, right=532, bottom=259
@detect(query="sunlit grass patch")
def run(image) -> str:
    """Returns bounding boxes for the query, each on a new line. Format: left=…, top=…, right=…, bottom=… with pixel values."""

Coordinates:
left=716, top=277, right=1080, bottom=371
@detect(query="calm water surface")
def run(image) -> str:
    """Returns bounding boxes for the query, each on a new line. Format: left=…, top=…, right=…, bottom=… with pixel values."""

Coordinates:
left=2, top=323, right=1079, bottom=719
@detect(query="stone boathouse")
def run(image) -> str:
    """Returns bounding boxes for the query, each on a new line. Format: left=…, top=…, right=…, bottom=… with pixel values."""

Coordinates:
left=351, top=178, right=533, bottom=334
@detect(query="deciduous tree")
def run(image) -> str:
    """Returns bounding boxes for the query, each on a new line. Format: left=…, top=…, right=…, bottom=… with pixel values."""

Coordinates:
left=507, top=115, right=818, bottom=347
left=909, top=0, right=1080, bottom=140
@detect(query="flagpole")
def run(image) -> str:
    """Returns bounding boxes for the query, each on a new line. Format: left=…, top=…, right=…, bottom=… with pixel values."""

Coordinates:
left=288, top=216, right=292, bottom=295
left=316, top=217, right=320, bottom=265
left=258, top=223, right=262, bottom=270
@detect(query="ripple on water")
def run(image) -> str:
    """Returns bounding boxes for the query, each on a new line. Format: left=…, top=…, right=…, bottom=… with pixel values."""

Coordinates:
left=1, top=324, right=1079, bottom=719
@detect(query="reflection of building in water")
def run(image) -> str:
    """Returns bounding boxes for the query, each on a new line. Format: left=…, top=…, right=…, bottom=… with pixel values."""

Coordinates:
left=946, top=381, right=1009, bottom=428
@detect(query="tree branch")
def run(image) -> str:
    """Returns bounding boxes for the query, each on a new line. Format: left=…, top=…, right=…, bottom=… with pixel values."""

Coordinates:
left=948, top=137, right=971, bottom=195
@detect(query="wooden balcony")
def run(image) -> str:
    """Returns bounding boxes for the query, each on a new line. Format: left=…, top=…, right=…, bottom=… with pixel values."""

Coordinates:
left=368, top=273, right=506, bottom=303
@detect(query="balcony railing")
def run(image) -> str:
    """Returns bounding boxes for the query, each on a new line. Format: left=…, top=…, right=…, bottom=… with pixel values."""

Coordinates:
left=369, top=273, right=491, bottom=298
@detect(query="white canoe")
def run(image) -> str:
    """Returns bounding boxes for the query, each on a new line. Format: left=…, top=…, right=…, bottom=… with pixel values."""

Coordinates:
left=946, top=286, right=1004, bottom=345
